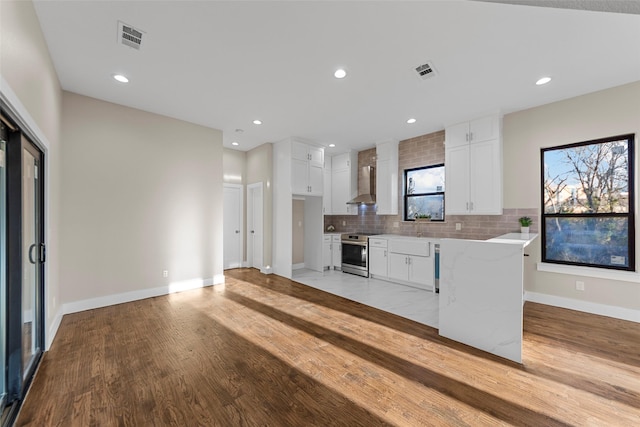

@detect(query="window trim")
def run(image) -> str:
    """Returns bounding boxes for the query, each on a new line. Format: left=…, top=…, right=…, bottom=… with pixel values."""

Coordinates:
left=403, top=163, right=445, bottom=222
left=540, top=133, right=635, bottom=271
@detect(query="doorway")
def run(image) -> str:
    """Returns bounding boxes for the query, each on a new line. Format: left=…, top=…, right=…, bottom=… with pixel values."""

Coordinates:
left=247, top=183, right=263, bottom=271
left=223, top=184, right=243, bottom=269
left=1, top=112, right=45, bottom=427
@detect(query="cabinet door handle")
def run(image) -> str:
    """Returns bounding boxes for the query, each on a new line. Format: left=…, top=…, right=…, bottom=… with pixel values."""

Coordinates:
left=405, top=257, right=408, bottom=264
left=408, top=257, right=412, bottom=265
left=384, top=250, right=387, bottom=257
left=470, top=132, right=474, bottom=141
left=470, top=202, right=474, bottom=211
left=466, top=202, right=469, bottom=210
left=465, top=133, right=469, bottom=142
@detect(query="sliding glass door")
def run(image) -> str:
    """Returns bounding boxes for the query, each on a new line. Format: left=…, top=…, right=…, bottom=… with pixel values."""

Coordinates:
left=1, top=111, right=45, bottom=426
left=21, top=139, right=43, bottom=380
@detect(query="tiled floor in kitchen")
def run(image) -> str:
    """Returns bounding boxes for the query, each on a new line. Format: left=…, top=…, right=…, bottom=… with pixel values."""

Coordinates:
left=292, top=268, right=439, bottom=328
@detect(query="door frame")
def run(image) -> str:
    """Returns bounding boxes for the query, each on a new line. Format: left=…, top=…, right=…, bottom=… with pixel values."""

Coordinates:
left=1, top=84, right=53, bottom=350
left=247, top=182, right=263, bottom=271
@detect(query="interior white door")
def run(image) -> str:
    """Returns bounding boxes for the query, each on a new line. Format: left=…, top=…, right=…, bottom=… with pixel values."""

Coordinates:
left=247, top=183, right=263, bottom=270
left=223, top=184, right=243, bottom=269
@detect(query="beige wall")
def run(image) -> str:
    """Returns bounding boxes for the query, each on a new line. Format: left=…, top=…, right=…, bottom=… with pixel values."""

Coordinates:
left=1, top=0, right=63, bottom=346
left=503, top=81, right=640, bottom=310
left=60, top=92, right=224, bottom=303
left=247, top=143, right=273, bottom=270
left=223, top=148, right=246, bottom=185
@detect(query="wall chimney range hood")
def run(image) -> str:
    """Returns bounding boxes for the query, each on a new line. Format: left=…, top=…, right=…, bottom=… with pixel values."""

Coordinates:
left=347, top=166, right=376, bottom=205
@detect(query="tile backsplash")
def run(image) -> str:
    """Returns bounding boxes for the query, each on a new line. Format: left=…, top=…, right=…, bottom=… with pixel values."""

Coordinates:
left=325, top=206, right=539, bottom=240
left=325, top=129, right=538, bottom=239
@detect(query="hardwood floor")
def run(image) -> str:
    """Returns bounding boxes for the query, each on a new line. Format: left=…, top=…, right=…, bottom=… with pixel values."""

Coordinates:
left=17, top=268, right=640, bottom=426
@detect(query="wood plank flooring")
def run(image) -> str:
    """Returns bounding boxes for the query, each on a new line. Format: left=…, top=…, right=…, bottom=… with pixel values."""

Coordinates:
left=16, top=268, right=640, bottom=426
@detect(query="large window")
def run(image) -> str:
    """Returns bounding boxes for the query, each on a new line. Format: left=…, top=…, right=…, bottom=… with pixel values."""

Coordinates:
left=404, top=164, right=445, bottom=221
left=541, top=134, right=635, bottom=270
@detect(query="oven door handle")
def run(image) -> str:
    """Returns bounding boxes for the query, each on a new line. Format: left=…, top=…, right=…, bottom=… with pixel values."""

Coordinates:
left=341, top=241, right=367, bottom=247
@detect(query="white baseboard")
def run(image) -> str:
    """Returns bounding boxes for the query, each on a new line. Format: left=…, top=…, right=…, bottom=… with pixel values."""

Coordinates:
left=63, top=277, right=219, bottom=315
left=292, top=263, right=305, bottom=270
left=261, top=266, right=273, bottom=274
left=525, top=291, right=640, bottom=323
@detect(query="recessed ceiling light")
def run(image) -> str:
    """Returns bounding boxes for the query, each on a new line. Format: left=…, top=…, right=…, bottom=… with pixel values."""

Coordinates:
left=536, top=76, right=551, bottom=86
left=253, top=119, right=262, bottom=125
left=407, top=118, right=417, bottom=124
left=328, top=143, right=335, bottom=148
left=113, top=74, right=129, bottom=83
left=334, top=69, right=347, bottom=79
left=232, top=142, right=239, bottom=146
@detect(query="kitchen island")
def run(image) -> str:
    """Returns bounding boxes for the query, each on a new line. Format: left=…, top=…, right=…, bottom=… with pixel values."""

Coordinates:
left=439, top=233, right=538, bottom=363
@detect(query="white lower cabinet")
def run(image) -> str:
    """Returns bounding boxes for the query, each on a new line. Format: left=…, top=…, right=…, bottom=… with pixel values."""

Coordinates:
left=324, top=234, right=342, bottom=270
left=387, top=238, right=435, bottom=291
left=388, top=252, right=409, bottom=281
left=368, top=238, right=388, bottom=278
left=323, top=235, right=332, bottom=270
left=331, top=235, right=341, bottom=270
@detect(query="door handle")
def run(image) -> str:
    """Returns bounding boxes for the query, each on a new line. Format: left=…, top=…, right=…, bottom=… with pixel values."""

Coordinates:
left=235, top=230, right=240, bottom=234
left=251, top=230, right=255, bottom=234
left=39, top=243, right=46, bottom=263
left=28, top=244, right=37, bottom=264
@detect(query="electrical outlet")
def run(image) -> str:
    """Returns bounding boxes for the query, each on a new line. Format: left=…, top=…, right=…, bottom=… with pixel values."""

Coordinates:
left=163, top=270, right=169, bottom=278
left=575, top=280, right=585, bottom=291
left=456, top=223, right=462, bottom=231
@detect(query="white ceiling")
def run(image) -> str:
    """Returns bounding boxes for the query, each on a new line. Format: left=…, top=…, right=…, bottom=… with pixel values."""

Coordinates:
left=32, top=1, right=640, bottom=154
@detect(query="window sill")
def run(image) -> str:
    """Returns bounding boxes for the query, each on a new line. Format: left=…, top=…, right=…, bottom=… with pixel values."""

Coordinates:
left=537, top=262, right=640, bottom=283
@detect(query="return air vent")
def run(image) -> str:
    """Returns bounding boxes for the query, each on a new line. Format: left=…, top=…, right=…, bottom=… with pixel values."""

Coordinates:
left=118, top=21, right=144, bottom=50
left=414, top=61, right=437, bottom=80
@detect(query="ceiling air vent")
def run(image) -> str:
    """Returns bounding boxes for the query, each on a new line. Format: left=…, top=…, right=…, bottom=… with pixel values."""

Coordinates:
left=118, top=21, right=144, bottom=50
left=414, top=61, right=437, bottom=80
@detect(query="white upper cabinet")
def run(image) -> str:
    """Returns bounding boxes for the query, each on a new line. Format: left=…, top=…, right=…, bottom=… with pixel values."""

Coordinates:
left=375, top=140, right=399, bottom=215
left=445, top=115, right=502, bottom=215
left=446, top=116, right=499, bottom=148
left=291, top=141, right=324, bottom=196
left=330, top=151, right=358, bottom=215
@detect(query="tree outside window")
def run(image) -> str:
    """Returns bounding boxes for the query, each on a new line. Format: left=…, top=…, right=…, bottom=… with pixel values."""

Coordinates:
left=541, top=134, right=635, bottom=270
left=404, top=164, right=445, bottom=221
